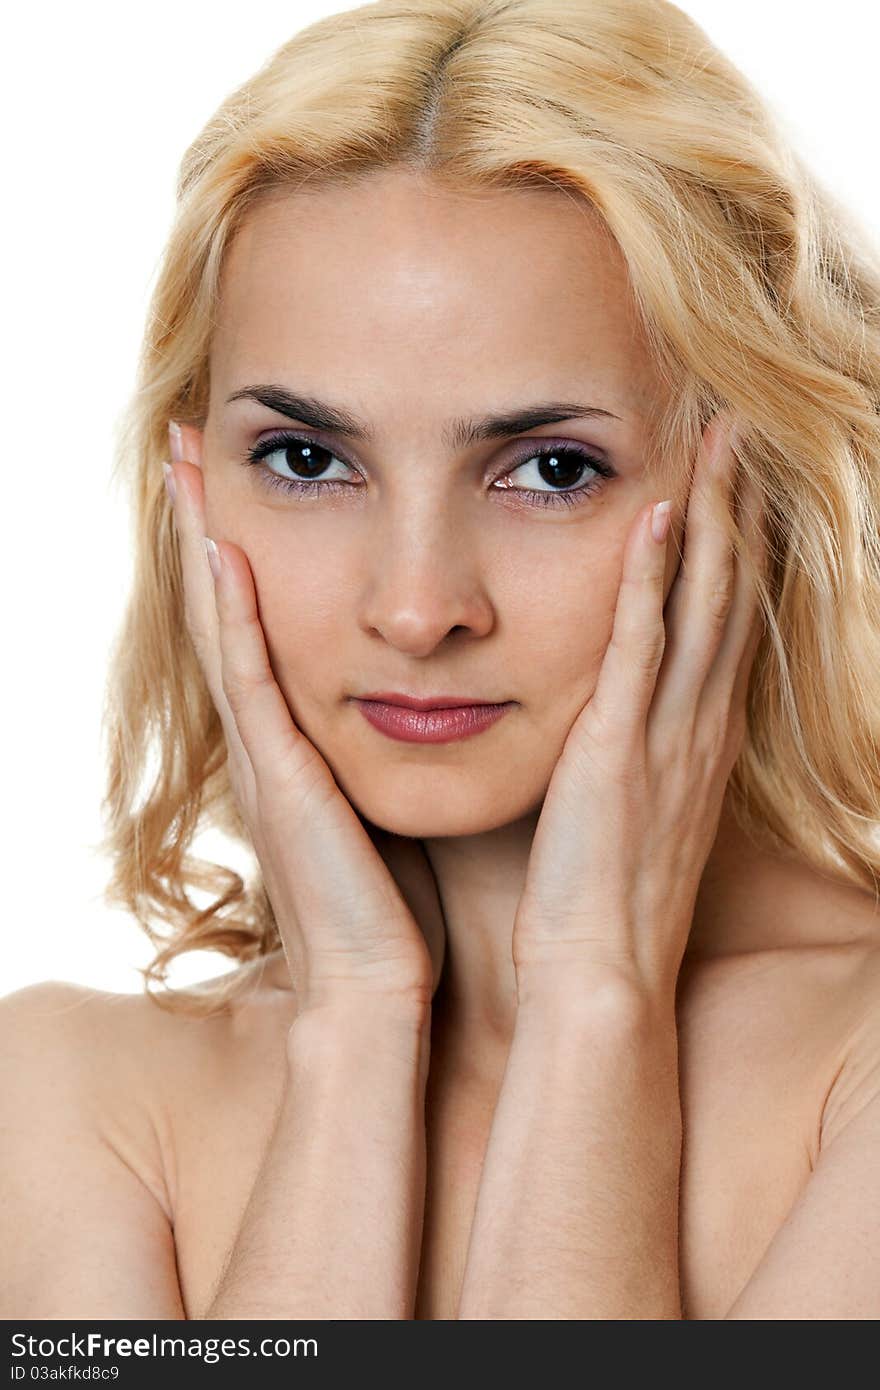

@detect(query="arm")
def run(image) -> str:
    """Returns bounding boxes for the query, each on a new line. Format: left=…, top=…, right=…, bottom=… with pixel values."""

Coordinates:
left=202, top=996, right=431, bottom=1320
left=456, top=974, right=682, bottom=1319
left=456, top=418, right=765, bottom=1319
left=165, top=436, right=441, bottom=1318
left=461, top=957, right=880, bottom=1322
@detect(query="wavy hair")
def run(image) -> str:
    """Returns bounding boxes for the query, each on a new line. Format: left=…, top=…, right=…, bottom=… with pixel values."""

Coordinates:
left=97, top=0, right=880, bottom=1015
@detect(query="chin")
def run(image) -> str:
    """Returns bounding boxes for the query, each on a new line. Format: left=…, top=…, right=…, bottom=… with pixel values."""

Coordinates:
left=339, top=768, right=544, bottom=840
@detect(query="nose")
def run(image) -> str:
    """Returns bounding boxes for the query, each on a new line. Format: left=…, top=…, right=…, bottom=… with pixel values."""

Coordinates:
left=357, top=502, right=496, bottom=657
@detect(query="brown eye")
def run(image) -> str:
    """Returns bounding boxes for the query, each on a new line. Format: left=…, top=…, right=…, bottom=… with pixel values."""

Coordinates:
left=244, top=431, right=359, bottom=498
left=494, top=442, right=616, bottom=509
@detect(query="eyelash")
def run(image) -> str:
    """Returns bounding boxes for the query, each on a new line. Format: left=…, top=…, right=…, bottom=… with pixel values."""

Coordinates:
left=243, top=430, right=616, bottom=509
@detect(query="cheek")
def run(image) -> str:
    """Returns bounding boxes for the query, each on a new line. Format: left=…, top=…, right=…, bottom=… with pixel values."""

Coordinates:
left=241, top=535, right=352, bottom=713
left=517, top=555, right=622, bottom=702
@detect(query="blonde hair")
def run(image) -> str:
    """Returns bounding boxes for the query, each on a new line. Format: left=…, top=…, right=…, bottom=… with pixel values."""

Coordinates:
left=97, top=0, right=880, bottom=1016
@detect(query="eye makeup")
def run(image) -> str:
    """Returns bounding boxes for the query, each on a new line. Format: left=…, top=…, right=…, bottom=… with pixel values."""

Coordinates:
left=243, top=429, right=618, bottom=511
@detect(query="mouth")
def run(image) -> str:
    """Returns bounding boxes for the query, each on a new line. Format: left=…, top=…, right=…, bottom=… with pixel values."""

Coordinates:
left=356, top=690, right=510, bottom=710
left=350, top=692, right=517, bottom=744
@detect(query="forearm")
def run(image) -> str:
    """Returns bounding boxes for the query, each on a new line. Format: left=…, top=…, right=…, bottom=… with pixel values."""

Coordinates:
left=457, top=975, right=683, bottom=1319
left=202, top=997, right=430, bottom=1320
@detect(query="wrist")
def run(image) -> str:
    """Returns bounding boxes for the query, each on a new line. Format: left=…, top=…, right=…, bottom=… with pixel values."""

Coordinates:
left=287, top=988, right=431, bottom=1062
left=514, top=958, right=673, bottom=1026
left=293, top=959, right=435, bottom=1019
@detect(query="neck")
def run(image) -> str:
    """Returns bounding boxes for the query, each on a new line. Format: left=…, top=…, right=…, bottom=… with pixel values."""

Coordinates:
left=262, top=788, right=820, bottom=1054
left=421, top=812, right=538, bottom=1071
left=419, top=787, right=795, bottom=1075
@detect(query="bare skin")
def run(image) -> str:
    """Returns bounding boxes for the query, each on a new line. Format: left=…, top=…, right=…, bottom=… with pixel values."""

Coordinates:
left=3, top=168, right=879, bottom=1319
left=7, top=864, right=875, bottom=1319
left=164, top=804, right=876, bottom=1321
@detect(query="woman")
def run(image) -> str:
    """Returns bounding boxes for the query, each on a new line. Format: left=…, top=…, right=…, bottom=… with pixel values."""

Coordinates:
left=3, top=0, right=879, bottom=1320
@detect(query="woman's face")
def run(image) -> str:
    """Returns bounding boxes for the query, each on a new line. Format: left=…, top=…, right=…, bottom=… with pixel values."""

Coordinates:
left=194, top=167, right=682, bottom=838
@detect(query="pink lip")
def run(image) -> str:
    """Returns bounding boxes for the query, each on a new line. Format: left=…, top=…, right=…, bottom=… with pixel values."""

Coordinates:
left=357, top=691, right=506, bottom=710
left=351, top=694, right=516, bottom=744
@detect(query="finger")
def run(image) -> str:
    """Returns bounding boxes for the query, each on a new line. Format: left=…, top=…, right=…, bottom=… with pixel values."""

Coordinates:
left=166, top=456, right=257, bottom=801
left=650, top=413, right=739, bottom=725
left=588, top=494, right=671, bottom=749
left=166, top=456, right=219, bottom=674
left=701, top=462, right=768, bottom=719
left=207, top=534, right=333, bottom=811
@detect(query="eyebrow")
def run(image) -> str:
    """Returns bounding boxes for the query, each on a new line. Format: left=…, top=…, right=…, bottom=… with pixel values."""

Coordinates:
left=225, top=384, right=620, bottom=451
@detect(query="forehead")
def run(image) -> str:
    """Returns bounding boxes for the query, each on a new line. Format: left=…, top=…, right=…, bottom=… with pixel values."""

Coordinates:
left=211, top=169, right=659, bottom=419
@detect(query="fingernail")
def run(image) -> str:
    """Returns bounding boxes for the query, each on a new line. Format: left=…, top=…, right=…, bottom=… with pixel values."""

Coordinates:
left=204, top=536, right=222, bottom=582
left=162, top=461, right=177, bottom=506
left=168, top=419, right=185, bottom=464
left=651, top=500, right=672, bottom=544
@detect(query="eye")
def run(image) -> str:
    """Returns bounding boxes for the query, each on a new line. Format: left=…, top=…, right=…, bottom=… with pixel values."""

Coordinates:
left=243, top=430, right=617, bottom=508
left=244, top=432, right=358, bottom=497
left=493, top=442, right=616, bottom=509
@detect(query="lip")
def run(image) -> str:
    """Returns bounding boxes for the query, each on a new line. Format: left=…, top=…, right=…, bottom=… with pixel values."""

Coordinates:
left=357, top=691, right=506, bottom=710
left=351, top=694, right=516, bottom=744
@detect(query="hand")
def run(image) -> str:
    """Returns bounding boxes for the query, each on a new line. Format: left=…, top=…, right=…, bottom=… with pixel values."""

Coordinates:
left=165, top=433, right=445, bottom=1014
left=511, top=414, right=767, bottom=1004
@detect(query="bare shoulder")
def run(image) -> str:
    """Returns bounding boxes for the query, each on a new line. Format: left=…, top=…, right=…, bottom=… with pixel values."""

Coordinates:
left=679, top=865, right=880, bottom=1115
left=816, top=936, right=880, bottom=1151
left=0, top=961, right=296, bottom=1318
left=0, top=977, right=212, bottom=1201
left=0, top=979, right=169, bottom=1167
left=3, top=958, right=295, bottom=1175
left=736, top=870, right=880, bottom=1152
left=0, top=979, right=185, bottom=1316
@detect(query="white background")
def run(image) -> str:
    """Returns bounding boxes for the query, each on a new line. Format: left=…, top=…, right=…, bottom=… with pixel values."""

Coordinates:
left=3, top=1, right=878, bottom=997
